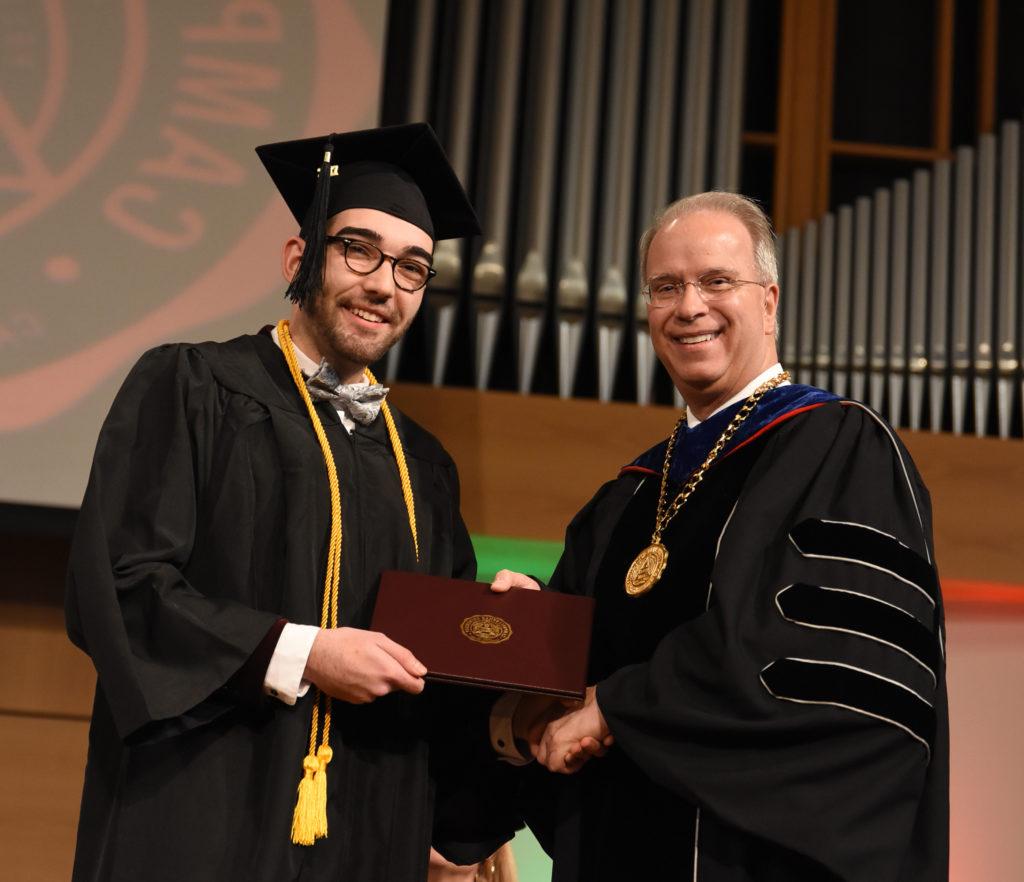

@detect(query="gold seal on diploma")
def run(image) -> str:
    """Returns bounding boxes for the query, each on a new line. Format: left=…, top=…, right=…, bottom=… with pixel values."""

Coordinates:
left=625, top=542, right=669, bottom=596
left=461, top=614, right=513, bottom=644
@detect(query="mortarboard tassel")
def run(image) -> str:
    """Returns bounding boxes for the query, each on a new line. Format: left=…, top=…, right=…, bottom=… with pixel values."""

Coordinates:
left=285, top=140, right=335, bottom=307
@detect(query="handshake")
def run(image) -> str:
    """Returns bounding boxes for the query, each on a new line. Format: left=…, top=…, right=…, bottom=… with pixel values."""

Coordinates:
left=490, top=570, right=614, bottom=774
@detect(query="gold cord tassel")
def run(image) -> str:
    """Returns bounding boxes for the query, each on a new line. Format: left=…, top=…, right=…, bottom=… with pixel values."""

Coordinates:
left=311, top=743, right=333, bottom=831
left=290, top=737, right=334, bottom=845
left=277, top=320, right=418, bottom=846
left=291, top=748, right=324, bottom=845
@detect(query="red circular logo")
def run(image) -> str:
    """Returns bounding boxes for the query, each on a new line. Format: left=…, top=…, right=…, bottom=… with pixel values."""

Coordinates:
left=1, top=0, right=380, bottom=432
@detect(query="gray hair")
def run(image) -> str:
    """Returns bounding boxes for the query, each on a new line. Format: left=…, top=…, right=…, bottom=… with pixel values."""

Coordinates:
left=638, top=191, right=778, bottom=284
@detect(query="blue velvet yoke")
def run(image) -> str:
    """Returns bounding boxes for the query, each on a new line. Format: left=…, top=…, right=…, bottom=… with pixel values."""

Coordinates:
left=623, top=384, right=840, bottom=485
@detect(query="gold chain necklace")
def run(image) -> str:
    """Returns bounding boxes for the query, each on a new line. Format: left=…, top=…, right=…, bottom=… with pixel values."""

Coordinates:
left=624, top=371, right=790, bottom=596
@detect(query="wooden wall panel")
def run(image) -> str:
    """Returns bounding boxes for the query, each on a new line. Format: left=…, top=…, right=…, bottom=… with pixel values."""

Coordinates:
left=0, top=715, right=88, bottom=882
left=389, top=384, right=1024, bottom=585
left=0, top=603, right=94, bottom=718
left=388, top=385, right=673, bottom=543
left=902, top=430, right=1024, bottom=585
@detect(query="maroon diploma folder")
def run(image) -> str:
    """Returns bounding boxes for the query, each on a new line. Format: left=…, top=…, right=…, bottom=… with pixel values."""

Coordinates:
left=371, top=571, right=595, bottom=699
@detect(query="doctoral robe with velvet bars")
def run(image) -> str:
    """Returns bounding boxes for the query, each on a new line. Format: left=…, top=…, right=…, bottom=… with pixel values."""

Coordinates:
left=521, top=389, right=947, bottom=882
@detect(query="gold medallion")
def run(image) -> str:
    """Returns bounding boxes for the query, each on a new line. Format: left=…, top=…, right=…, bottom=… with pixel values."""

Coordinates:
left=625, top=542, right=669, bottom=596
left=623, top=371, right=790, bottom=597
left=460, top=614, right=513, bottom=644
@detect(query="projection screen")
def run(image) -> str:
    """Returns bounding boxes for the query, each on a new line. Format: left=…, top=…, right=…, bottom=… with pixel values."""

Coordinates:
left=0, top=0, right=388, bottom=508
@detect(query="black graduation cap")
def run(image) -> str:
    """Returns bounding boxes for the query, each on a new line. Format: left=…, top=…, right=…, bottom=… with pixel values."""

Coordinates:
left=256, top=122, right=480, bottom=305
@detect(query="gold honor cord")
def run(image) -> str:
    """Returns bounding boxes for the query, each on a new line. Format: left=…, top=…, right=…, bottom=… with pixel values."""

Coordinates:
left=365, top=366, right=420, bottom=562
left=276, top=319, right=419, bottom=846
left=624, top=371, right=790, bottom=597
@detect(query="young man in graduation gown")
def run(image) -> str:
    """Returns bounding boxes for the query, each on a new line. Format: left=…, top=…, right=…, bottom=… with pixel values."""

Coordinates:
left=494, top=192, right=948, bottom=880
left=66, top=124, right=513, bottom=882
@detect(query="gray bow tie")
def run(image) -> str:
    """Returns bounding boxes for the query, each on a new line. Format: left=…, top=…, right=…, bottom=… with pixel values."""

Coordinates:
left=305, top=360, right=388, bottom=425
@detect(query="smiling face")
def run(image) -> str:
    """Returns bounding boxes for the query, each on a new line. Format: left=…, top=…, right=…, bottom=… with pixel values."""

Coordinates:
left=645, top=209, right=779, bottom=419
left=282, top=207, right=432, bottom=383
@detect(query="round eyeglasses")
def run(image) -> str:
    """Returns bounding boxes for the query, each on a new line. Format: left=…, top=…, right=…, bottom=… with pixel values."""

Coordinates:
left=325, top=236, right=436, bottom=292
left=641, top=275, right=765, bottom=307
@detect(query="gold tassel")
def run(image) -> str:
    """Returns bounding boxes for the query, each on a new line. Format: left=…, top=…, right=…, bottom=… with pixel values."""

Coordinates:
left=290, top=751, right=323, bottom=846
left=290, top=741, right=333, bottom=845
left=312, top=744, right=333, bottom=838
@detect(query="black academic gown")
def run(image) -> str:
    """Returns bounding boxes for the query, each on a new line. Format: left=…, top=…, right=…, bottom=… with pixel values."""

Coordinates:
left=524, top=394, right=948, bottom=882
left=65, top=332, right=493, bottom=882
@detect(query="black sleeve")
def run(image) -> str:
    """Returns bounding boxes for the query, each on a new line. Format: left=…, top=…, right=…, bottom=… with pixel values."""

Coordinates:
left=429, top=688, right=525, bottom=866
left=65, top=345, right=280, bottom=743
left=548, top=478, right=632, bottom=596
left=595, top=404, right=947, bottom=881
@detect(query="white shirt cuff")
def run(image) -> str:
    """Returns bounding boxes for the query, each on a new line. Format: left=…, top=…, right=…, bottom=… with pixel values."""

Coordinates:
left=263, top=623, right=320, bottom=705
left=489, top=691, right=532, bottom=765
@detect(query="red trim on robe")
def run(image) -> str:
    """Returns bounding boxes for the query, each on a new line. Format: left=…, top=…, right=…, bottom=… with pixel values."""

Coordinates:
left=620, top=465, right=660, bottom=477
left=721, top=402, right=833, bottom=461
left=618, top=401, right=839, bottom=478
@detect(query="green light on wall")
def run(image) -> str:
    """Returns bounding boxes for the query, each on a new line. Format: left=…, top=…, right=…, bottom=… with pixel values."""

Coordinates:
left=471, top=534, right=564, bottom=584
